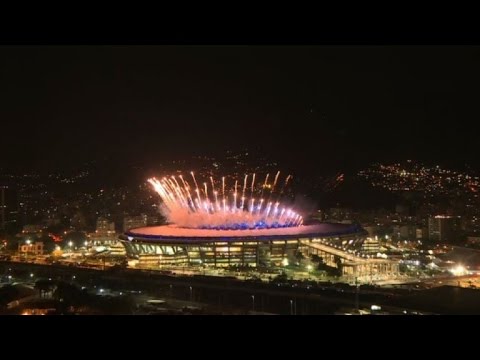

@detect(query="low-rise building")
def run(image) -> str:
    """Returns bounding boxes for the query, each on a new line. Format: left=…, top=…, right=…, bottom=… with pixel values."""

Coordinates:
left=18, top=241, right=44, bottom=255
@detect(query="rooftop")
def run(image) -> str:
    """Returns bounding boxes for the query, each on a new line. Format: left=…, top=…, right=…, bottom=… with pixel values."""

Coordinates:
left=125, top=223, right=364, bottom=241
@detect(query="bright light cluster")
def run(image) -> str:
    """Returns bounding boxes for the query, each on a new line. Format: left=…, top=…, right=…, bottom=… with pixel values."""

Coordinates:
left=359, top=160, right=480, bottom=195
left=148, top=172, right=303, bottom=230
left=450, top=264, right=468, bottom=276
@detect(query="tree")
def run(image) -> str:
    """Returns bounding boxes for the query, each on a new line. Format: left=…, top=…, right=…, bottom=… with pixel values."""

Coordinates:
left=38, top=233, right=57, bottom=253
left=63, top=231, right=87, bottom=248
left=311, top=254, right=324, bottom=264
left=53, top=282, right=85, bottom=306
left=34, top=279, right=55, bottom=298
left=5, top=237, right=21, bottom=252
left=295, top=250, right=305, bottom=261
left=272, top=272, right=288, bottom=283
left=334, top=255, right=343, bottom=277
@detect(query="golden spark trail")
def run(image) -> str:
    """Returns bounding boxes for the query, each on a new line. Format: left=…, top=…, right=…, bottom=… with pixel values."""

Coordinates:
left=179, top=175, right=196, bottom=211
left=191, top=172, right=202, bottom=207
left=260, top=173, right=269, bottom=199
left=234, top=180, right=238, bottom=211
left=241, top=174, right=248, bottom=209
left=272, top=171, right=281, bottom=193
left=251, top=173, right=256, bottom=196
left=222, top=176, right=226, bottom=213
left=147, top=172, right=303, bottom=229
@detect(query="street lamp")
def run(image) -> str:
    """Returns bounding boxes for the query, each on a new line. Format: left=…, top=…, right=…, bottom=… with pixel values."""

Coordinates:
left=68, top=241, right=73, bottom=253
left=251, top=295, right=255, bottom=312
left=25, top=239, right=31, bottom=261
left=189, top=286, right=193, bottom=301
left=290, top=299, right=294, bottom=315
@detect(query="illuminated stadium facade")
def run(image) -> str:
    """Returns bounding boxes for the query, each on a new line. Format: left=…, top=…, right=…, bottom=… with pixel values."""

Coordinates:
left=119, top=223, right=398, bottom=277
left=119, top=173, right=399, bottom=277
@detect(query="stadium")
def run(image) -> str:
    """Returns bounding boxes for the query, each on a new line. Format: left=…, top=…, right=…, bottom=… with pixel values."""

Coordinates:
left=118, top=173, right=399, bottom=277
left=119, top=223, right=400, bottom=278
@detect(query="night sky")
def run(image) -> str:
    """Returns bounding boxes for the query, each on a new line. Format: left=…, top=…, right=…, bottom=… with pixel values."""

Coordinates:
left=1, top=45, right=480, bottom=174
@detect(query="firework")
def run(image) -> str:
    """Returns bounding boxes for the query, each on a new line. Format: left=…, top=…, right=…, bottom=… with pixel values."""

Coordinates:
left=148, top=172, right=302, bottom=230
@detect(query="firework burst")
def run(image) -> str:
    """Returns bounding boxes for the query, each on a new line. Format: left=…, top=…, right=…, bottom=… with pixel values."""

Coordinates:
left=148, top=172, right=303, bottom=230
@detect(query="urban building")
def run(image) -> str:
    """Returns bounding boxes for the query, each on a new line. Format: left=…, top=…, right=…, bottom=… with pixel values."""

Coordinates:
left=108, top=242, right=127, bottom=257
left=96, top=217, right=115, bottom=234
left=120, top=223, right=399, bottom=277
left=123, top=214, right=148, bottom=231
left=416, top=227, right=428, bottom=240
left=0, top=185, right=19, bottom=231
left=361, top=237, right=381, bottom=254
left=18, top=241, right=44, bottom=256
left=428, top=215, right=462, bottom=243
left=393, top=224, right=417, bottom=240
left=88, top=232, right=118, bottom=246
left=327, top=207, right=353, bottom=222
left=22, top=224, right=44, bottom=234
left=467, top=236, right=480, bottom=245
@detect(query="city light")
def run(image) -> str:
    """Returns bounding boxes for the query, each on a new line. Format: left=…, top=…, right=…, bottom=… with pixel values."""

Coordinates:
left=359, top=161, right=480, bottom=196
left=3, top=46, right=480, bottom=316
left=450, top=265, right=468, bottom=276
